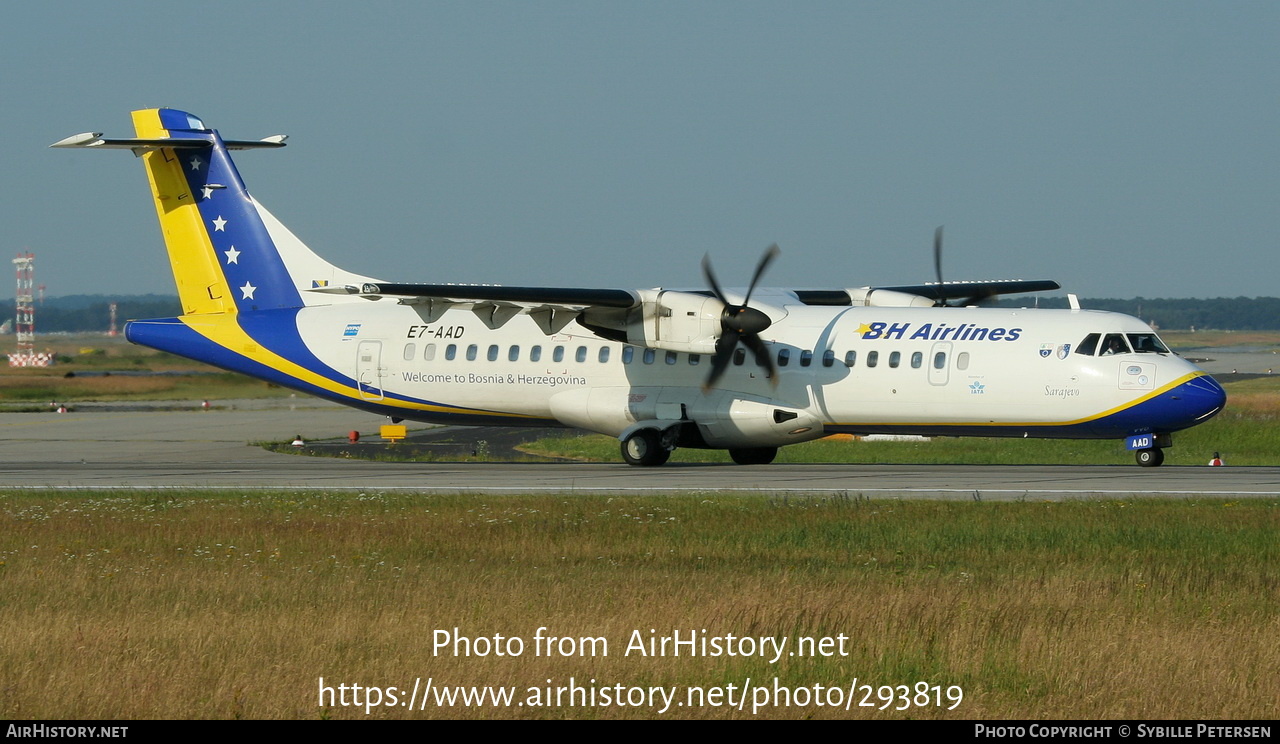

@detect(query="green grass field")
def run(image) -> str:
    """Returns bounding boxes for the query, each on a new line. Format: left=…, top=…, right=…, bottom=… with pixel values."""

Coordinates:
left=1, top=491, right=1275, bottom=719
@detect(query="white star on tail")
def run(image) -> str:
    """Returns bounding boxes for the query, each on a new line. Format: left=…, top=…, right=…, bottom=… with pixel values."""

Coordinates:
left=189, top=157, right=203, bottom=171
left=224, top=246, right=240, bottom=264
left=240, top=282, right=256, bottom=300
left=212, top=216, right=227, bottom=231
left=201, top=186, right=215, bottom=200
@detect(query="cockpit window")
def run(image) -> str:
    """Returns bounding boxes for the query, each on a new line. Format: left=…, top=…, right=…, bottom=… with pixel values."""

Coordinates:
left=1076, top=333, right=1100, bottom=356
left=1099, top=333, right=1131, bottom=356
left=1127, top=333, right=1169, bottom=353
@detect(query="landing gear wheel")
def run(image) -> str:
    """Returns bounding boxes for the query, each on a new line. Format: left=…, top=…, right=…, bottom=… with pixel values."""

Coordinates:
left=1136, top=448, right=1165, bottom=467
left=729, top=447, right=778, bottom=465
left=621, top=429, right=671, bottom=467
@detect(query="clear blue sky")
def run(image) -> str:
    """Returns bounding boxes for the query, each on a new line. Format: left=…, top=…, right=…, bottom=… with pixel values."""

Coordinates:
left=2, top=1, right=1276, bottom=300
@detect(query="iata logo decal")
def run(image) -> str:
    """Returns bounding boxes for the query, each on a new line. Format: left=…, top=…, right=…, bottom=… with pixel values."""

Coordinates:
left=969, top=381, right=986, bottom=394
left=856, top=322, right=1022, bottom=342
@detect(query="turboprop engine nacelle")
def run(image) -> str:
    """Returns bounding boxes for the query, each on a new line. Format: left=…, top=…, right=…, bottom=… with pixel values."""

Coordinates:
left=845, top=288, right=936, bottom=308
left=625, top=289, right=724, bottom=355
left=691, top=394, right=826, bottom=448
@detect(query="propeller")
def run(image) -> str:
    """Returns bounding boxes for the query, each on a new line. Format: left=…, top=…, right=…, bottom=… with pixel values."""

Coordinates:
left=931, top=226, right=996, bottom=307
left=701, top=244, right=780, bottom=391
left=932, top=225, right=947, bottom=306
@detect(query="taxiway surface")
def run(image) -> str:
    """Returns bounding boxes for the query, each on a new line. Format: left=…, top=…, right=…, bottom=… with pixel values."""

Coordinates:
left=1, top=400, right=1276, bottom=499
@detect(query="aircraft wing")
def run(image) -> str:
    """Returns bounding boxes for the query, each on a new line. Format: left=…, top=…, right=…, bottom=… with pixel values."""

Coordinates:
left=352, top=279, right=1058, bottom=307
left=343, top=278, right=1060, bottom=317
left=341, top=282, right=645, bottom=335
left=795, top=279, right=1061, bottom=307
left=878, top=279, right=1061, bottom=302
left=357, top=282, right=639, bottom=308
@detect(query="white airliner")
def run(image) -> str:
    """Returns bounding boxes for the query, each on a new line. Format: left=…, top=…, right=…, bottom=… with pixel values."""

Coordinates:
left=53, top=109, right=1225, bottom=467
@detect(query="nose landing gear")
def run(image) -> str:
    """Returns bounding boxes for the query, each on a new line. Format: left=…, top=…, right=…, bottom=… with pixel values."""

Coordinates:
left=1135, top=448, right=1165, bottom=467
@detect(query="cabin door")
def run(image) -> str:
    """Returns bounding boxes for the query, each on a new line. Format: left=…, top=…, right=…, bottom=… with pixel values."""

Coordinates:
left=357, top=340, right=384, bottom=400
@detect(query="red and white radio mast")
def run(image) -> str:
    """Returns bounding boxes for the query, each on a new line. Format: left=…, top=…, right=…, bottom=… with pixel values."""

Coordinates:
left=9, top=251, right=53, bottom=367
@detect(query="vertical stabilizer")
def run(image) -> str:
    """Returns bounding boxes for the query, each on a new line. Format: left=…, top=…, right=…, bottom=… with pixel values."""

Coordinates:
left=132, top=109, right=237, bottom=315
left=55, top=108, right=376, bottom=315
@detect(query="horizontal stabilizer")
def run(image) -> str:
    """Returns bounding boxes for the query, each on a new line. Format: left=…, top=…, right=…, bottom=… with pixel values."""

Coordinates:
left=51, top=134, right=287, bottom=151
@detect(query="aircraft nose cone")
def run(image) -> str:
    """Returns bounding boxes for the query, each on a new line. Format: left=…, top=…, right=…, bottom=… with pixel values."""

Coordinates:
left=1180, top=374, right=1227, bottom=424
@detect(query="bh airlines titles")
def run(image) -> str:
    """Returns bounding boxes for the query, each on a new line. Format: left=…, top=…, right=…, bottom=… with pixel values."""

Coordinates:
left=858, top=321, right=1021, bottom=342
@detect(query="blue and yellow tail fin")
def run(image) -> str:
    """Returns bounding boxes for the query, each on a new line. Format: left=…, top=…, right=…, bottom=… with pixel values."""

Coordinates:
left=52, top=108, right=373, bottom=316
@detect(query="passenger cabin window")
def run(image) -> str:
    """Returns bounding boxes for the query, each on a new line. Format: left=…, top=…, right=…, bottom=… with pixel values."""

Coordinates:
left=508, top=345, right=520, bottom=362
left=424, top=343, right=436, bottom=361
left=487, top=344, right=499, bottom=362
left=1076, top=333, right=1100, bottom=356
left=445, top=344, right=457, bottom=361
left=800, top=350, right=813, bottom=367
left=866, top=351, right=878, bottom=368
left=733, top=348, right=746, bottom=365
left=933, top=351, right=946, bottom=370
left=466, top=344, right=478, bottom=361
left=1100, top=334, right=1130, bottom=356
left=957, top=352, right=970, bottom=370
left=844, top=350, right=857, bottom=367
left=575, top=346, right=587, bottom=363
left=622, top=347, right=634, bottom=364
left=911, top=351, right=923, bottom=369
left=665, top=351, right=678, bottom=365
left=598, top=347, right=610, bottom=363
left=688, top=354, right=700, bottom=366
left=530, top=346, right=542, bottom=363
left=643, top=349, right=656, bottom=365
left=778, top=349, right=791, bottom=367
left=822, top=350, right=835, bottom=368
left=403, top=343, right=416, bottom=361
left=553, top=346, right=565, bottom=363
left=888, top=351, right=901, bottom=368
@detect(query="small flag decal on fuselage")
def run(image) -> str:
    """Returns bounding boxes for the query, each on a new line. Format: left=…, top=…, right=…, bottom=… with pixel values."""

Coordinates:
left=343, top=323, right=361, bottom=338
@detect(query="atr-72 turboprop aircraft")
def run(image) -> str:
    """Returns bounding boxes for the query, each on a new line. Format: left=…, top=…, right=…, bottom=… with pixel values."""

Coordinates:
left=53, top=109, right=1226, bottom=467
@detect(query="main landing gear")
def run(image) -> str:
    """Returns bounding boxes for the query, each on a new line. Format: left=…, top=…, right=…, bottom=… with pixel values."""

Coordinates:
left=621, top=429, right=671, bottom=467
left=619, top=429, right=779, bottom=467
left=1135, top=448, right=1165, bottom=467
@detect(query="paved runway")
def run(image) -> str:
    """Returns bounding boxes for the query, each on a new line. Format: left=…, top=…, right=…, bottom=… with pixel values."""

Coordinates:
left=2, top=400, right=1277, bottom=499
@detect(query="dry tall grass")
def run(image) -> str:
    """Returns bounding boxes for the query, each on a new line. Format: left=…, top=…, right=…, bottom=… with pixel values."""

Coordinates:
left=1, top=493, right=1275, bottom=719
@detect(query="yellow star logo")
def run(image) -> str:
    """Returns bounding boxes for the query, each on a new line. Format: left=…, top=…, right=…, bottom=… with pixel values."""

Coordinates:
left=855, top=323, right=873, bottom=337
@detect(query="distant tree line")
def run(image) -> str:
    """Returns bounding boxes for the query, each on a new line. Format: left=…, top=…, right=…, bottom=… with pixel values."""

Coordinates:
left=4, top=294, right=1280, bottom=333
left=1, top=295, right=181, bottom=334
left=996, top=296, right=1280, bottom=331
